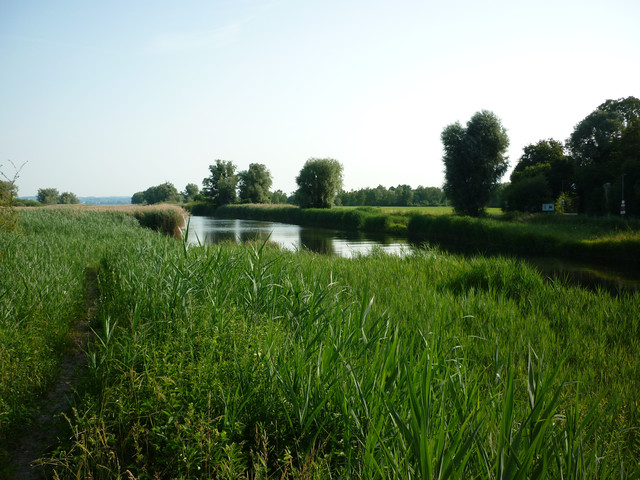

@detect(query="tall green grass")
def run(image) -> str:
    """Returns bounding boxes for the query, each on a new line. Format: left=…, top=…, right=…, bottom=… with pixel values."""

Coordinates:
left=0, top=209, right=160, bottom=469
left=24, top=215, right=636, bottom=478
left=3, top=210, right=639, bottom=477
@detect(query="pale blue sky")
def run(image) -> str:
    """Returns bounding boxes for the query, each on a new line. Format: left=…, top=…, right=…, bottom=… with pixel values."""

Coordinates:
left=2, top=0, right=639, bottom=197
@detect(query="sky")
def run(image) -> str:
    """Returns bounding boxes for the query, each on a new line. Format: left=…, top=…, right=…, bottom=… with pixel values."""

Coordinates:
left=1, top=0, right=639, bottom=198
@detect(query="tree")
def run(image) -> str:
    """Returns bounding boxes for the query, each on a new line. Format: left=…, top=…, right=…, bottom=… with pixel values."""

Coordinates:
left=238, top=163, right=272, bottom=203
left=58, top=191, right=80, bottom=204
left=131, top=191, right=145, bottom=204
left=142, top=182, right=179, bottom=204
left=270, top=189, right=288, bottom=204
left=37, top=187, right=59, bottom=205
left=1, top=165, right=20, bottom=231
left=202, top=160, right=238, bottom=206
left=441, top=110, right=509, bottom=216
left=503, top=175, right=552, bottom=212
left=505, top=139, right=575, bottom=212
left=182, top=183, right=200, bottom=203
left=294, top=158, right=343, bottom=209
left=567, top=96, right=640, bottom=214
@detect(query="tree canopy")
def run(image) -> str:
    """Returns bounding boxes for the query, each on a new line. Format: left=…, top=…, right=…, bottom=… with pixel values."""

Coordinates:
left=338, top=185, right=446, bottom=207
left=58, top=192, right=80, bottom=204
left=182, top=183, right=200, bottom=203
left=294, top=158, right=343, bottom=209
left=202, top=160, right=238, bottom=206
left=441, top=110, right=509, bottom=216
left=37, top=188, right=60, bottom=205
left=504, top=139, right=574, bottom=212
left=132, top=182, right=179, bottom=205
left=567, top=96, right=640, bottom=215
left=238, top=163, right=272, bottom=204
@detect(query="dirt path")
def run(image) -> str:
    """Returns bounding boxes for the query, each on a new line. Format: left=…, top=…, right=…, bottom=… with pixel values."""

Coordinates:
left=8, top=269, right=98, bottom=480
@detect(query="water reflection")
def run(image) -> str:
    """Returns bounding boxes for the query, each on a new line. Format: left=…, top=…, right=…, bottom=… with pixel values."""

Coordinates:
left=185, top=216, right=639, bottom=292
left=185, top=216, right=409, bottom=258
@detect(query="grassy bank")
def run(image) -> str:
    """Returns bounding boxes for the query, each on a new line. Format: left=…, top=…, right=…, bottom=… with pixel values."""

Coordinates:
left=2, top=209, right=638, bottom=477
left=408, top=212, right=640, bottom=267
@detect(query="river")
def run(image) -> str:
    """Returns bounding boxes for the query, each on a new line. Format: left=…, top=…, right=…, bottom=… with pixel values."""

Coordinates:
left=185, top=216, right=640, bottom=293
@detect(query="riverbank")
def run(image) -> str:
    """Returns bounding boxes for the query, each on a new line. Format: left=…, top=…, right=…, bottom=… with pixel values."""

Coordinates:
left=187, top=203, right=640, bottom=268
left=2, top=209, right=638, bottom=477
left=17, top=203, right=187, bottom=237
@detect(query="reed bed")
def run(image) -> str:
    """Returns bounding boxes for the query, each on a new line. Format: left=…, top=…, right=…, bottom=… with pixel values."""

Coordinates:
left=2, top=209, right=639, bottom=478
left=0, top=209, right=157, bottom=458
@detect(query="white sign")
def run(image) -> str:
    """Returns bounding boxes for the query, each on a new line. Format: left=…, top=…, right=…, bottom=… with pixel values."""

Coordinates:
left=542, top=203, right=555, bottom=212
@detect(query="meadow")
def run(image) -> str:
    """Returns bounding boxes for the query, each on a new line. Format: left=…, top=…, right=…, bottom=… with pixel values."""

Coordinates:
left=1, top=208, right=639, bottom=478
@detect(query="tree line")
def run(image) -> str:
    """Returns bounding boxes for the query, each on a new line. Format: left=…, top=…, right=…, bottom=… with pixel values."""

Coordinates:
left=503, top=96, right=640, bottom=216
left=338, top=185, right=446, bottom=207
left=441, top=96, right=639, bottom=216
left=134, top=159, right=446, bottom=209
left=132, top=95, right=638, bottom=217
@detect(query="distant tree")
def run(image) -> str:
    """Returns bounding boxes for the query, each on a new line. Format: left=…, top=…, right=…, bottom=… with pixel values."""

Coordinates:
left=131, top=191, right=145, bottom=204
left=413, top=186, right=447, bottom=206
left=182, top=183, right=200, bottom=203
left=37, top=187, right=59, bottom=205
left=0, top=168, right=20, bottom=231
left=238, top=163, right=272, bottom=203
left=270, top=189, right=288, bottom=204
left=58, top=191, right=80, bottom=204
left=202, top=160, right=238, bottom=206
left=442, top=110, right=509, bottom=216
left=142, top=182, right=179, bottom=204
left=294, top=158, right=343, bottom=209
left=393, top=184, right=414, bottom=206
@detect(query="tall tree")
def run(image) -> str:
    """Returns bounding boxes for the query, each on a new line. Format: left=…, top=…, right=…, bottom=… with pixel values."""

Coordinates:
left=568, top=96, right=640, bottom=214
left=238, top=163, right=273, bottom=203
left=37, top=187, right=59, bottom=205
left=441, top=110, right=509, bottom=216
left=294, top=158, right=343, bottom=209
left=202, top=160, right=238, bottom=206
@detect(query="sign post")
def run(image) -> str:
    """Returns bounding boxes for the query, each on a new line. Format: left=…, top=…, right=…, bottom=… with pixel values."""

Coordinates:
left=621, top=200, right=626, bottom=216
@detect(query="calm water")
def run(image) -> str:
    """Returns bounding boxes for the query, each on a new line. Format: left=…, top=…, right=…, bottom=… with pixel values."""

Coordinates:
left=185, top=216, right=640, bottom=292
left=185, top=216, right=411, bottom=258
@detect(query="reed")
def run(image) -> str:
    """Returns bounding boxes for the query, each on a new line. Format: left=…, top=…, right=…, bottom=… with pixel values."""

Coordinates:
left=3, top=209, right=638, bottom=478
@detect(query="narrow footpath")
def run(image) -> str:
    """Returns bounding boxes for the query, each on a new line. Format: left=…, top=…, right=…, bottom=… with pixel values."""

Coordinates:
left=9, top=269, right=98, bottom=480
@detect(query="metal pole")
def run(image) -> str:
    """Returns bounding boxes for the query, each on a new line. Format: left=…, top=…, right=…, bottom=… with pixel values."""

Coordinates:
left=621, top=173, right=626, bottom=216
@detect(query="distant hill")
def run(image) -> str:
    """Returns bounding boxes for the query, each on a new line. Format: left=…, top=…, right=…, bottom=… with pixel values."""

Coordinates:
left=19, top=196, right=131, bottom=205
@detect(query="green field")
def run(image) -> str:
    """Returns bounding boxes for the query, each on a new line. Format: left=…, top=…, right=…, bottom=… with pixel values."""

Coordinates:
left=1, top=208, right=639, bottom=478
